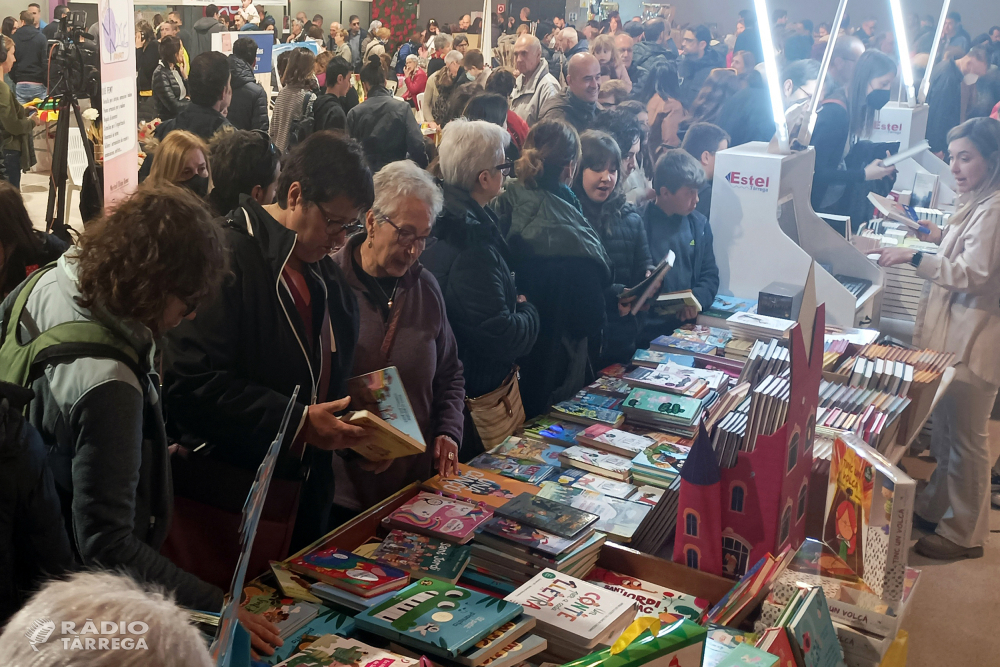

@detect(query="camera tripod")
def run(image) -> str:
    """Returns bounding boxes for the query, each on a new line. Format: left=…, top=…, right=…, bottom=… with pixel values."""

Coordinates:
left=44, top=92, right=102, bottom=244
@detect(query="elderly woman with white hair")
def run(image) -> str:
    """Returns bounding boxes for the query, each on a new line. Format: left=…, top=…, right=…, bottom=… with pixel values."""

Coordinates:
left=331, top=160, right=465, bottom=515
left=423, top=120, right=540, bottom=458
left=402, top=53, right=427, bottom=107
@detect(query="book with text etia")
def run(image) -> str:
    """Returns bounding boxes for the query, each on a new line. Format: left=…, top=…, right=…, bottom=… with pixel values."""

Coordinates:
left=346, top=367, right=426, bottom=461
left=287, top=546, right=409, bottom=598
left=504, top=570, right=636, bottom=647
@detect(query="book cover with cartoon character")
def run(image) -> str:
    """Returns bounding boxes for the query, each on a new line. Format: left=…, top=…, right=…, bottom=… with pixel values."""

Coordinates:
left=356, top=578, right=522, bottom=658
left=371, top=530, right=471, bottom=583
left=240, top=582, right=320, bottom=639
left=287, top=547, right=409, bottom=598
left=489, top=436, right=566, bottom=467
left=468, top=452, right=558, bottom=485
left=423, top=465, right=539, bottom=509
left=387, top=491, right=493, bottom=543
left=585, top=567, right=710, bottom=622
left=496, top=492, right=599, bottom=539
left=274, top=632, right=419, bottom=667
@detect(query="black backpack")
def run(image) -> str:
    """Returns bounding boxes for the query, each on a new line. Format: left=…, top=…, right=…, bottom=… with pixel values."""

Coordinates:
left=285, top=91, right=317, bottom=150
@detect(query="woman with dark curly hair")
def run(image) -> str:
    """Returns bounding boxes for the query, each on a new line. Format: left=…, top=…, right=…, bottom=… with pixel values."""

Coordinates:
left=0, top=184, right=285, bottom=658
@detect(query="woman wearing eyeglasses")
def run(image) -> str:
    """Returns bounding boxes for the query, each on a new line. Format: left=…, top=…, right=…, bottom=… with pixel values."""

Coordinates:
left=162, top=133, right=375, bottom=596
left=422, top=119, right=540, bottom=459
left=331, top=160, right=466, bottom=517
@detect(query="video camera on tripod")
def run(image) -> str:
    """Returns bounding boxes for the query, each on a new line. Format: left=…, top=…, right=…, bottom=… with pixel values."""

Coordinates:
left=47, top=9, right=99, bottom=100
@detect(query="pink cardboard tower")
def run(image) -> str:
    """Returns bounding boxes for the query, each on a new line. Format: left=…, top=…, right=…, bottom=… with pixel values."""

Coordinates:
left=674, top=268, right=824, bottom=579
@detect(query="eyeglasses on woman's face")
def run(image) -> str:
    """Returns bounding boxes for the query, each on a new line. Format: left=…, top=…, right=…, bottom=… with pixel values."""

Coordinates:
left=377, top=213, right=433, bottom=250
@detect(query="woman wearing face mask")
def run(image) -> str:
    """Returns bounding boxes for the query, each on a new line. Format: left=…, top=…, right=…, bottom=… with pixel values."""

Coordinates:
left=146, top=130, right=211, bottom=198
left=493, top=120, right=613, bottom=417
left=872, top=117, right=1000, bottom=561
left=810, top=49, right=898, bottom=231
left=572, top=130, right=652, bottom=368
left=331, top=160, right=465, bottom=520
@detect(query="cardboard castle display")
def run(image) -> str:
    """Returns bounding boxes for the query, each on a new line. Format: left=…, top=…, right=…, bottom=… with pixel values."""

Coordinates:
left=672, top=295, right=824, bottom=579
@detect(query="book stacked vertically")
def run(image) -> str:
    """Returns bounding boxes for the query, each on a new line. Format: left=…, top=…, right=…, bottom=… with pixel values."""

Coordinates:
left=737, top=339, right=790, bottom=387
left=816, top=379, right=911, bottom=453
left=504, top=569, right=638, bottom=663
left=741, top=374, right=790, bottom=452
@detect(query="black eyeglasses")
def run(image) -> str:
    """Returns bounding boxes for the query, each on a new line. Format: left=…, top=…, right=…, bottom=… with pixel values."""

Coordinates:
left=377, top=213, right=432, bottom=250
left=495, top=161, right=514, bottom=176
left=315, top=202, right=364, bottom=235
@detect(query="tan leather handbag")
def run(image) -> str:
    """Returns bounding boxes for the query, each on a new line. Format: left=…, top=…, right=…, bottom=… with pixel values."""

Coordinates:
left=465, top=366, right=525, bottom=448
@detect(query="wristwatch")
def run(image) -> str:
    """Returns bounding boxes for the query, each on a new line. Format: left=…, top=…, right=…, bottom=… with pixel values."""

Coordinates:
left=910, top=251, right=923, bottom=268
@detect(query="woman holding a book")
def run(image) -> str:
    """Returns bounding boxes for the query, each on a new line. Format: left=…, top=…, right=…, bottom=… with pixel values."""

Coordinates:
left=874, top=117, right=1000, bottom=560
left=331, top=160, right=466, bottom=518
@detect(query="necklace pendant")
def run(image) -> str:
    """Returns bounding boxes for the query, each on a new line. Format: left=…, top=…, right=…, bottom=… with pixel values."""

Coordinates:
left=387, top=299, right=393, bottom=310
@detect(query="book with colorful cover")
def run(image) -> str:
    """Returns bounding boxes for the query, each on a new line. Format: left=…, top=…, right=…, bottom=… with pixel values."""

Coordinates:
left=346, top=367, right=427, bottom=461
left=537, top=483, right=650, bottom=542
left=386, top=491, right=493, bottom=544
left=496, top=492, right=599, bottom=539
left=823, top=434, right=916, bottom=602
left=558, top=445, right=633, bottom=481
left=263, top=608, right=356, bottom=665
left=713, top=643, right=779, bottom=667
left=568, top=473, right=637, bottom=499
left=287, top=547, right=410, bottom=598
left=705, top=295, right=757, bottom=319
left=270, top=561, right=321, bottom=603
left=632, top=485, right=666, bottom=506
left=649, top=335, right=718, bottom=355
left=309, top=582, right=399, bottom=613
left=757, top=627, right=801, bottom=667
left=632, top=348, right=698, bottom=368
left=557, top=618, right=707, bottom=667
left=274, top=632, right=419, bottom=667
left=504, top=570, right=637, bottom=647
left=371, top=530, right=472, bottom=584
left=423, top=465, right=539, bottom=509
left=623, top=388, right=704, bottom=425
left=520, top=417, right=588, bottom=445
left=587, top=375, right=634, bottom=398
left=624, top=365, right=697, bottom=394
left=585, top=567, right=710, bottom=622
left=478, top=516, right=591, bottom=558
left=468, top=452, right=557, bottom=485
left=356, top=578, right=523, bottom=658
left=550, top=400, right=625, bottom=427
left=671, top=324, right=733, bottom=350
left=631, top=441, right=693, bottom=477
left=577, top=424, right=656, bottom=457
left=488, top=436, right=565, bottom=467
left=240, top=582, right=320, bottom=639
left=455, top=616, right=537, bottom=666
left=786, top=587, right=844, bottom=667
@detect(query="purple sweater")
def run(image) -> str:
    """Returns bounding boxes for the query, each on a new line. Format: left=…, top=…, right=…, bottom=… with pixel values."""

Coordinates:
left=331, top=236, right=466, bottom=510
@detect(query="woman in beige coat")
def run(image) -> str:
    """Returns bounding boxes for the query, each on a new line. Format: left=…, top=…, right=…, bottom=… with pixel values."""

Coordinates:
left=875, top=117, right=1000, bottom=560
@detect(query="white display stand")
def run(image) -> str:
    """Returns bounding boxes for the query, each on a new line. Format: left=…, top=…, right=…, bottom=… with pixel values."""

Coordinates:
left=869, top=102, right=956, bottom=208
left=710, top=142, right=883, bottom=328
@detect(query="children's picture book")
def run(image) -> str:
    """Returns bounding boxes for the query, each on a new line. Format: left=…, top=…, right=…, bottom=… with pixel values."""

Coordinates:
left=478, top=516, right=589, bottom=557
left=558, top=445, right=633, bottom=481
left=423, top=465, right=539, bottom=509
left=623, top=388, right=703, bottom=425
left=273, top=632, right=419, bottom=667
left=787, top=587, right=845, bottom=667
left=263, top=607, right=356, bottom=665
left=455, top=616, right=537, bottom=666
left=520, top=417, right=588, bottom=445
left=705, top=295, right=757, bottom=319
left=386, top=491, right=493, bottom=544
left=536, top=483, right=650, bottom=542
left=550, top=399, right=625, bottom=427
left=713, top=643, right=779, bottom=667
left=585, top=567, right=710, bottom=622
left=488, top=436, right=565, bottom=467
left=346, top=367, right=427, bottom=461
left=496, top=492, right=599, bottom=539
left=568, top=473, right=637, bottom=499
left=632, top=485, right=666, bottom=506
left=371, top=530, right=472, bottom=584
left=287, top=547, right=410, bottom=598
left=577, top=424, right=656, bottom=457
left=309, top=582, right=400, bottom=614
left=631, top=441, right=693, bottom=476
left=240, top=582, right=320, bottom=639
left=468, top=452, right=557, bottom=485
left=649, top=335, right=717, bottom=355
left=468, top=633, right=547, bottom=667
left=270, top=561, right=321, bottom=603
left=356, top=578, right=523, bottom=658
left=504, top=570, right=637, bottom=647
left=823, top=434, right=915, bottom=602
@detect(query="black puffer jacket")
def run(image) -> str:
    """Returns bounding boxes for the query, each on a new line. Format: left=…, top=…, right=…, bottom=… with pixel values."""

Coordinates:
left=346, top=86, right=428, bottom=172
left=576, top=189, right=653, bottom=366
left=0, top=381, right=75, bottom=623
left=422, top=183, right=540, bottom=400
left=678, top=48, right=725, bottom=108
left=152, top=61, right=188, bottom=120
left=226, top=54, right=269, bottom=132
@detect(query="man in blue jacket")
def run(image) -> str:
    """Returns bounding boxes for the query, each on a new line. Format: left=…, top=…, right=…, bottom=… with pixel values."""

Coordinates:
left=639, top=149, right=720, bottom=346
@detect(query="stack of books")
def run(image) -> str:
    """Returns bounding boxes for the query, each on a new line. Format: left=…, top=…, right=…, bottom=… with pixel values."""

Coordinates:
left=737, top=339, right=790, bottom=387
left=382, top=491, right=493, bottom=545
left=649, top=334, right=718, bottom=357
left=704, top=549, right=793, bottom=628
left=631, top=348, right=696, bottom=369
left=621, top=388, right=704, bottom=439
left=369, top=530, right=472, bottom=585
left=755, top=586, right=845, bottom=667
left=559, top=618, right=709, bottom=667
left=558, top=445, right=633, bottom=481
left=239, top=582, right=322, bottom=641
left=624, top=362, right=728, bottom=398
left=710, top=394, right=752, bottom=468
left=274, top=633, right=419, bottom=667
left=488, top=435, right=565, bottom=467
left=467, top=452, right=558, bottom=485
left=520, top=417, right=588, bottom=447
left=585, top=567, right=710, bottom=622
left=536, top=482, right=651, bottom=544
left=724, top=337, right=755, bottom=362
left=726, top=312, right=796, bottom=341
left=816, top=379, right=911, bottom=453
left=576, top=424, right=659, bottom=458
left=741, top=375, right=790, bottom=452
left=504, top=570, right=638, bottom=663
left=668, top=324, right=733, bottom=353
left=586, top=374, right=633, bottom=398
left=422, top=465, right=540, bottom=509
left=550, top=392, right=625, bottom=427
left=630, top=439, right=691, bottom=488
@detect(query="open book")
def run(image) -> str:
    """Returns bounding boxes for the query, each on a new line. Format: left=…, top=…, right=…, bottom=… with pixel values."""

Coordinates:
left=868, top=193, right=929, bottom=233
left=345, top=367, right=426, bottom=461
left=619, top=250, right=675, bottom=315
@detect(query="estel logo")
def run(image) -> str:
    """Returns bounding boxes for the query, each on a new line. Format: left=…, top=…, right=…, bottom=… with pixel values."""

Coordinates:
left=873, top=119, right=904, bottom=134
left=725, top=171, right=770, bottom=192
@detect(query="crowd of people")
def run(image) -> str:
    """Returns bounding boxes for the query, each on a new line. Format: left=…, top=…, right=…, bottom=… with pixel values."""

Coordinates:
left=0, top=1, right=999, bottom=661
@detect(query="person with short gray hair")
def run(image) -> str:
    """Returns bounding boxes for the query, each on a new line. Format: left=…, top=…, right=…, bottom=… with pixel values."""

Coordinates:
left=0, top=572, right=213, bottom=666
left=332, top=159, right=465, bottom=514
left=422, top=119, right=540, bottom=456
left=639, top=148, right=719, bottom=345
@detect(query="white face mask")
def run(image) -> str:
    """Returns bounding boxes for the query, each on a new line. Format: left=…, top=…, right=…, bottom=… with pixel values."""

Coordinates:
left=964, top=72, right=980, bottom=86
